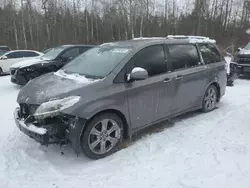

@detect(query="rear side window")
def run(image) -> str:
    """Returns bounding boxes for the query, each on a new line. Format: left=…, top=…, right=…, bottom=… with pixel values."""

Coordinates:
left=62, top=48, right=80, bottom=58
left=21, top=51, right=40, bottom=57
left=198, top=43, right=221, bottom=64
left=6, top=52, right=23, bottom=59
left=168, top=44, right=200, bottom=71
left=130, top=45, right=166, bottom=77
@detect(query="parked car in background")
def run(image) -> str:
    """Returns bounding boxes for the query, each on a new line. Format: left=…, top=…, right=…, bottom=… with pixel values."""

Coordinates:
left=14, top=36, right=226, bottom=159
left=10, top=44, right=94, bottom=85
left=0, top=50, right=43, bottom=75
left=230, top=42, right=250, bottom=77
left=0, top=46, right=11, bottom=56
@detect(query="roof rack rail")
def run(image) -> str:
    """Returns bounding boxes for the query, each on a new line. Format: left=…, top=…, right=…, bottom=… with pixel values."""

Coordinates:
left=167, top=35, right=216, bottom=43
left=132, top=37, right=165, bottom=40
left=130, top=35, right=216, bottom=43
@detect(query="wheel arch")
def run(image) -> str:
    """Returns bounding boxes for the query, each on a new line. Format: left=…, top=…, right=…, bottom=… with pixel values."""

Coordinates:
left=84, top=109, right=130, bottom=139
left=209, top=82, right=221, bottom=101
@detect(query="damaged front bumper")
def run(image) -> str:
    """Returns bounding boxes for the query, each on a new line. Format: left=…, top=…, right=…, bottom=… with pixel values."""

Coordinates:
left=14, top=107, right=87, bottom=154
left=14, top=107, right=70, bottom=145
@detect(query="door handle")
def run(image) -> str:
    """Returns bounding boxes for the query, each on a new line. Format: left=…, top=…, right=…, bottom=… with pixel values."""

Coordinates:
left=175, top=75, right=183, bottom=80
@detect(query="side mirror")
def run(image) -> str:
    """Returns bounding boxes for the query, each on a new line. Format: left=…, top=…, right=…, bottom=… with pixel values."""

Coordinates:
left=127, top=67, right=148, bottom=82
left=0, top=55, right=7, bottom=60
left=237, top=47, right=242, bottom=52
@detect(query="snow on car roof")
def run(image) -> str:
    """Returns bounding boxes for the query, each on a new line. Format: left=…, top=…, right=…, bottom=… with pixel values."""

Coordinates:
left=167, top=35, right=216, bottom=43
left=132, top=37, right=165, bottom=40
left=131, top=35, right=216, bottom=44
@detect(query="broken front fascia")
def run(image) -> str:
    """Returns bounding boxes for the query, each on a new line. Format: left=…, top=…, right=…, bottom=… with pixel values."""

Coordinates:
left=33, top=96, right=80, bottom=119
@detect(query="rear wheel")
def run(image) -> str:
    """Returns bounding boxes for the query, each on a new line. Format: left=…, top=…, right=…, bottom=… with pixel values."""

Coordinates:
left=81, top=113, right=123, bottom=159
left=202, top=85, right=218, bottom=112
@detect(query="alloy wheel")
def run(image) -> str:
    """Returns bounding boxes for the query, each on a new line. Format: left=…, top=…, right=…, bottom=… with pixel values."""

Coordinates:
left=88, top=119, right=121, bottom=155
left=204, top=87, right=217, bottom=111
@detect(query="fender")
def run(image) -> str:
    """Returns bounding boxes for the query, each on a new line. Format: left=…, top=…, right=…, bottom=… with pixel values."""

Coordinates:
left=201, top=81, right=220, bottom=105
left=67, top=117, right=88, bottom=155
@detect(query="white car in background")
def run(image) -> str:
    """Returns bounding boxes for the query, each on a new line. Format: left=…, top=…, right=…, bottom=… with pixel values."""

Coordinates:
left=0, top=50, right=44, bottom=74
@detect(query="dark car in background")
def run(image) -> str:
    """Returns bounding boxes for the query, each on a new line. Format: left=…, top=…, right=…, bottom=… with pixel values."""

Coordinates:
left=0, top=46, right=11, bottom=56
left=14, top=36, right=226, bottom=159
left=10, top=44, right=94, bottom=85
left=229, top=42, right=250, bottom=77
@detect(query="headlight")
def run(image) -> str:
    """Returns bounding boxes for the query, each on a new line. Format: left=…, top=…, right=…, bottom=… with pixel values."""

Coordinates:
left=34, top=96, right=80, bottom=119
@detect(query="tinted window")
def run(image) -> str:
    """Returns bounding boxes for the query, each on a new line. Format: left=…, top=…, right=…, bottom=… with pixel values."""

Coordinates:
left=79, top=47, right=91, bottom=54
left=198, top=43, right=221, bottom=64
left=130, top=45, right=166, bottom=77
left=61, top=48, right=80, bottom=58
left=6, top=52, right=23, bottom=59
left=168, top=44, right=200, bottom=71
left=21, top=51, right=40, bottom=57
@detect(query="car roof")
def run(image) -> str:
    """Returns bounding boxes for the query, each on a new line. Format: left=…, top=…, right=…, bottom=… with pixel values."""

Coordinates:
left=0, top=46, right=11, bottom=51
left=7, top=50, right=41, bottom=52
left=60, top=44, right=95, bottom=48
left=3, top=50, right=43, bottom=56
left=99, top=36, right=216, bottom=49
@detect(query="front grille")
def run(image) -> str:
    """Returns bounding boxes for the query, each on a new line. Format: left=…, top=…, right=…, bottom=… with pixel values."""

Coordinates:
left=19, top=103, right=39, bottom=119
left=238, top=57, right=250, bottom=64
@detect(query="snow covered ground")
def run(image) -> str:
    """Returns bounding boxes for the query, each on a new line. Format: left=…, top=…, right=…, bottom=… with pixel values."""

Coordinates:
left=1, top=75, right=250, bottom=188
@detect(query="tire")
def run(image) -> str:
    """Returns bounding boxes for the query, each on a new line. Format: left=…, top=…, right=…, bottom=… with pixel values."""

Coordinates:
left=201, top=85, right=218, bottom=113
left=81, top=113, right=124, bottom=160
left=227, top=81, right=234, bottom=87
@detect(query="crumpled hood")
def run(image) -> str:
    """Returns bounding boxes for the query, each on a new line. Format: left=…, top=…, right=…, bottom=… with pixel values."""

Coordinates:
left=17, top=71, right=101, bottom=104
left=10, top=56, right=50, bottom=69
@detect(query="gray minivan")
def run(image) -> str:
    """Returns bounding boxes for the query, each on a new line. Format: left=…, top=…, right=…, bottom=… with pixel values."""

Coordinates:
left=14, top=36, right=227, bottom=159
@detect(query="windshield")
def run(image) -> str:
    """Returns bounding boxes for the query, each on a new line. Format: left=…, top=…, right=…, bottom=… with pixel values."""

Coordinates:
left=245, top=42, right=250, bottom=50
left=0, top=51, right=7, bottom=56
left=43, top=48, right=51, bottom=54
left=63, top=46, right=132, bottom=78
left=41, top=47, right=65, bottom=60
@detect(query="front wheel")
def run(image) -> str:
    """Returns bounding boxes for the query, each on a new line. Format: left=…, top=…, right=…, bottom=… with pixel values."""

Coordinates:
left=201, top=85, right=218, bottom=112
left=81, top=113, right=123, bottom=159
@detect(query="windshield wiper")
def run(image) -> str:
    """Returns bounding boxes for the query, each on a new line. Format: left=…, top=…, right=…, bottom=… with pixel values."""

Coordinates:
left=83, top=74, right=103, bottom=79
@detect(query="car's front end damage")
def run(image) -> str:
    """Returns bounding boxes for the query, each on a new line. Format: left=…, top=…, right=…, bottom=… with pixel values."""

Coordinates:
left=10, top=61, right=57, bottom=85
left=13, top=71, right=102, bottom=154
left=10, top=67, right=32, bottom=85
left=14, top=96, right=85, bottom=146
